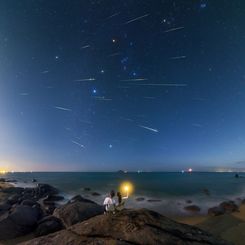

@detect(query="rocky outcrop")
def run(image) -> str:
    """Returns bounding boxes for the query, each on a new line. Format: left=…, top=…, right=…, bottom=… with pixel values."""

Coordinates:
left=53, top=198, right=103, bottom=227
left=20, top=209, right=230, bottom=245
left=0, top=205, right=42, bottom=240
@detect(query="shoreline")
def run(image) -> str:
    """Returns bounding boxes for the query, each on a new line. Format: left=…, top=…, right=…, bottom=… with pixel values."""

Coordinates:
left=0, top=178, right=245, bottom=244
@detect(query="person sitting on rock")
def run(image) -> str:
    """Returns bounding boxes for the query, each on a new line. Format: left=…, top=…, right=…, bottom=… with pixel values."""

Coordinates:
left=103, top=190, right=116, bottom=213
left=115, top=191, right=128, bottom=211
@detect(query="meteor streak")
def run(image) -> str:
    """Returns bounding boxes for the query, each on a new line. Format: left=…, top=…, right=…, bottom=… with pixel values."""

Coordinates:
left=124, top=14, right=150, bottom=25
left=138, top=125, right=159, bottom=133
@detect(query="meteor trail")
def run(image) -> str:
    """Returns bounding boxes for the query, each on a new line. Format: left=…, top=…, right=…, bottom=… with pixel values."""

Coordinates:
left=120, top=117, right=134, bottom=122
left=129, top=83, right=187, bottom=87
left=138, top=125, right=159, bottom=133
left=164, top=27, right=184, bottom=33
left=94, top=96, right=112, bottom=101
left=71, top=140, right=85, bottom=148
left=170, top=56, right=186, bottom=60
left=121, top=78, right=148, bottom=82
left=105, top=12, right=120, bottom=20
left=54, top=106, right=72, bottom=111
left=74, top=78, right=96, bottom=82
left=81, top=45, right=90, bottom=49
left=108, top=52, right=121, bottom=57
left=124, top=14, right=150, bottom=25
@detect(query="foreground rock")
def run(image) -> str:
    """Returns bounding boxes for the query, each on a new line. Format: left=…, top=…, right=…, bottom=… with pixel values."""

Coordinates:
left=0, top=205, right=42, bottom=240
left=21, top=209, right=229, bottom=245
left=53, top=196, right=104, bottom=227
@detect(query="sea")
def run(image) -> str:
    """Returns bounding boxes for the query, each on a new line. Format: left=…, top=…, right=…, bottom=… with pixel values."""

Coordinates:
left=2, top=172, right=245, bottom=216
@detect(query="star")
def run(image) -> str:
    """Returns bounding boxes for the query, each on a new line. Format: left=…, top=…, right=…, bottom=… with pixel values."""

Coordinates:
left=200, top=2, right=207, bottom=9
left=100, top=69, right=105, bottom=74
left=55, top=55, right=59, bottom=60
left=92, top=89, right=97, bottom=94
left=109, top=144, right=113, bottom=149
left=112, top=38, right=116, bottom=43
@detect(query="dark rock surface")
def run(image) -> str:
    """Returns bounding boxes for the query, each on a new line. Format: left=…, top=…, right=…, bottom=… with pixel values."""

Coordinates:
left=136, top=197, right=145, bottom=202
left=21, top=209, right=230, bottom=245
left=53, top=198, right=104, bottom=227
left=219, top=201, right=238, bottom=213
left=43, top=195, right=64, bottom=204
left=68, top=195, right=95, bottom=204
left=21, top=199, right=40, bottom=207
left=91, top=192, right=100, bottom=196
left=147, top=199, right=161, bottom=202
left=35, top=215, right=64, bottom=237
left=0, top=205, right=42, bottom=240
left=208, top=201, right=239, bottom=216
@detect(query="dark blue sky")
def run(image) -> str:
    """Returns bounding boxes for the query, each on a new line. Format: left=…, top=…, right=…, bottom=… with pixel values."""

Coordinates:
left=0, top=0, right=245, bottom=171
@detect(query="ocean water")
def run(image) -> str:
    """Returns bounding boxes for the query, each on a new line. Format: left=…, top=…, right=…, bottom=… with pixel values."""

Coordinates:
left=3, top=172, right=245, bottom=216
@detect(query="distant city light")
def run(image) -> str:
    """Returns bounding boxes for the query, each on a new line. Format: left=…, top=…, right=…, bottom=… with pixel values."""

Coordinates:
left=188, top=168, right=193, bottom=173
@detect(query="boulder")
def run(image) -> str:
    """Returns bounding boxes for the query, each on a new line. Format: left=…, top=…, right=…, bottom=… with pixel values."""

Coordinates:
left=35, top=215, right=64, bottom=237
left=43, top=195, right=64, bottom=204
left=0, top=205, right=42, bottom=240
left=184, top=205, right=201, bottom=213
left=219, top=201, right=238, bottom=213
left=0, top=178, right=5, bottom=182
left=136, top=197, right=145, bottom=202
left=21, top=199, right=40, bottom=207
left=20, top=209, right=230, bottom=245
left=208, top=201, right=238, bottom=216
left=34, top=184, right=59, bottom=199
left=91, top=192, right=100, bottom=196
left=68, top=195, right=95, bottom=204
left=43, top=203, right=56, bottom=215
left=2, top=187, right=24, bottom=194
left=53, top=199, right=103, bottom=227
left=7, top=193, right=22, bottom=205
left=0, top=202, right=11, bottom=216
left=147, top=199, right=161, bottom=202
left=208, top=206, right=225, bottom=216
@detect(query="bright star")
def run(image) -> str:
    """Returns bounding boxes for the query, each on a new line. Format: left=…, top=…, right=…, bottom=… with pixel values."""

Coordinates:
left=109, top=144, right=113, bottom=148
left=92, top=89, right=97, bottom=94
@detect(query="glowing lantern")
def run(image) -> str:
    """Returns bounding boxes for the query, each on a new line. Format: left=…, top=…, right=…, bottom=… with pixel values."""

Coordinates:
left=120, top=181, right=134, bottom=196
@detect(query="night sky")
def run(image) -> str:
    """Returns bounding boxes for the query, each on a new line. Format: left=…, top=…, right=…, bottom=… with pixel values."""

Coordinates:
left=1, top=0, right=245, bottom=171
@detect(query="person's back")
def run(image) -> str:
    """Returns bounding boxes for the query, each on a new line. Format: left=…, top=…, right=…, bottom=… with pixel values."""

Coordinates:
left=103, top=190, right=115, bottom=212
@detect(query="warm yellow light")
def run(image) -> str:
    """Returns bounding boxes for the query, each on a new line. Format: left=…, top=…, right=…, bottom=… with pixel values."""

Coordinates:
left=120, top=181, right=134, bottom=196
left=0, top=170, right=6, bottom=174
